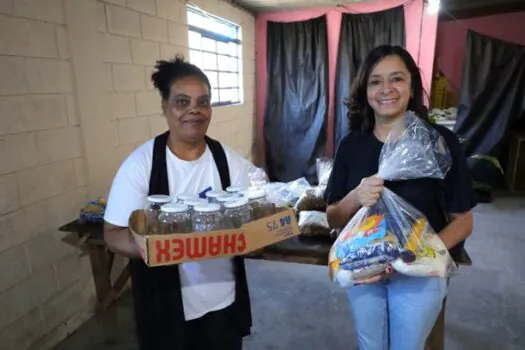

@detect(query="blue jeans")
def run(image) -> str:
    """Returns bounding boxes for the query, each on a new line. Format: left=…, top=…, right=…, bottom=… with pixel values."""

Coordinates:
left=347, top=274, right=447, bottom=350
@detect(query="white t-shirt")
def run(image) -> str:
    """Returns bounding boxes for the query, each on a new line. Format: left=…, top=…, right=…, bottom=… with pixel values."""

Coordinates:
left=104, top=138, right=251, bottom=321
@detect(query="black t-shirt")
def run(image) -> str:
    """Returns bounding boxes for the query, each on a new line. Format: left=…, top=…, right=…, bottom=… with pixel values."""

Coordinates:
left=324, top=124, right=478, bottom=260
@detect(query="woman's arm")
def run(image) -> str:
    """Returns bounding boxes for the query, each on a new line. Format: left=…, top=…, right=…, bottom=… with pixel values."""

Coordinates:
left=104, top=223, right=141, bottom=258
left=438, top=211, right=474, bottom=249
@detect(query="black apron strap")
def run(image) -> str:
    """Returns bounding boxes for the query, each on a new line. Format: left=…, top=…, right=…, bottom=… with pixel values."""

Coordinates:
left=205, top=135, right=231, bottom=189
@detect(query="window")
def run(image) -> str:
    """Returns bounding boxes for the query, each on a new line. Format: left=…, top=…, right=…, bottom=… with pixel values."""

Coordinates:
left=187, top=6, right=243, bottom=107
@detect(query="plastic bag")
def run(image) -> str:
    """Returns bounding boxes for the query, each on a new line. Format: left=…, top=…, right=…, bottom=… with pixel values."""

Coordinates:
left=329, top=112, right=457, bottom=287
left=294, top=158, right=333, bottom=212
left=298, top=211, right=331, bottom=236
left=316, top=157, right=333, bottom=187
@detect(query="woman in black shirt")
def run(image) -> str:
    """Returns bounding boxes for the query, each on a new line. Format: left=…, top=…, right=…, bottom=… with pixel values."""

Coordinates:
left=325, top=45, right=477, bottom=350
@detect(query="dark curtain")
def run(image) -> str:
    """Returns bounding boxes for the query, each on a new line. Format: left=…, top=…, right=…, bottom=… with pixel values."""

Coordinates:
left=264, top=16, right=328, bottom=184
left=334, top=6, right=406, bottom=149
left=455, top=30, right=525, bottom=196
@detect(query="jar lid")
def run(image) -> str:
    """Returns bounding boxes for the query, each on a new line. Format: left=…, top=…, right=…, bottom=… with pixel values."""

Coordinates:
left=177, top=193, right=197, bottom=201
left=247, top=189, right=266, bottom=200
left=224, top=198, right=249, bottom=209
left=147, top=195, right=171, bottom=203
left=184, top=198, right=208, bottom=206
left=216, top=194, right=235, bottom=203
left=194, top=203, right=221, bottom=212
left=160, top=203, right=189, bottom=213
left=226, top=186, right=244, bottom=193
left=206, top=190, right=227, bottom=198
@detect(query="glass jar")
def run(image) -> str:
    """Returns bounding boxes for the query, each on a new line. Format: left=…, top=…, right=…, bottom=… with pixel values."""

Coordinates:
left=158, top=203, right=192, bottom=235
left=145, top=194, right=171, bottom=233
left=247, top=190, right=275, bottom=220
left=184, top=198, right=208, bottom=214
left=206, top=190, right=227, bottom=203
left=192, top=203, right=224, bottom=232
left=176, top=193, right=198, bottom=204
left=226, top=186, right=244, bottom=194
left=223, top=198, right=253, bottom=229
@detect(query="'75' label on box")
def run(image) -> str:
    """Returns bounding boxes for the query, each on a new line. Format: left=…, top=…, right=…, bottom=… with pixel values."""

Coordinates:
left=266, top=214, right=294, bottom=238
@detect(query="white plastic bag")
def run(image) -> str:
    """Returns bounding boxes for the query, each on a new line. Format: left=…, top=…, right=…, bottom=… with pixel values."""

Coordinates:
left=329, top=112, right=457, bottom=287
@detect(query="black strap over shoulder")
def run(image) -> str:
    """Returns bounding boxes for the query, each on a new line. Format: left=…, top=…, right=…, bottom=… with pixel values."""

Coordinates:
left=131, top=131, right=251, bottom=350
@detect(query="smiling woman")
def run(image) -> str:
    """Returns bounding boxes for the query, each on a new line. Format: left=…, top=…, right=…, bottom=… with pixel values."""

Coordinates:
left=324, top=45, right=477, bottom=350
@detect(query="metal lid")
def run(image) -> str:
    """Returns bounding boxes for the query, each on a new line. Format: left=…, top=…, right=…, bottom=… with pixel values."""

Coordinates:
left=194, top=203, right=221, bottom=213
left=177, top=193, right=197, bottom=201
left=216, top=194, right=235, bottom=203
left=224, top=198, right=249, bottom=209
left=226, top=186, right=244, bottom=193
left=184, top=198, right=208, bottom=207
left=206, top=190, right=227, bottom=198
left=160, top=203, right=189, bottom=213
left=247, top=189, right=266, bottom=200
left=147, top=195, right=171, bottom=203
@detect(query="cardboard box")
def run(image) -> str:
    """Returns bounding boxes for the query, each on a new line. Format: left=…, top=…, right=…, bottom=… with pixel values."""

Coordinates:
left=129, top=208, right=300, bottom=267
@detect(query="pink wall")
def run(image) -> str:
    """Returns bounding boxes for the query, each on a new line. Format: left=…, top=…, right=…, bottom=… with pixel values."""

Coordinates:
left=436, top=11, right=525, bottom=90
left=255, top=0, right=438, bottom=162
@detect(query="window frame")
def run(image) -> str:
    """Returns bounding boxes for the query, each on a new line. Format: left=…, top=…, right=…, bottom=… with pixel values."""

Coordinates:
left=187, top=6, right=243, bottom=107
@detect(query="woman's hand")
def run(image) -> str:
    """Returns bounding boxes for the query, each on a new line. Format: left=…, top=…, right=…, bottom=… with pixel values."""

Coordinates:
left=354, top=266, right=394, bottom=285
left=356, top=175, right=384, bottom=207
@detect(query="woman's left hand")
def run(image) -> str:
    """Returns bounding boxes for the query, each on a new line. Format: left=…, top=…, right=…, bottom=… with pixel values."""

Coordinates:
left=353, top=266, right=394, bottom=285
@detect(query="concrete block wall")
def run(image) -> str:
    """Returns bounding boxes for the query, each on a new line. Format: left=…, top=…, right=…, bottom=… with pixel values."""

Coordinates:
left=0, top=0, right=256, bottom=349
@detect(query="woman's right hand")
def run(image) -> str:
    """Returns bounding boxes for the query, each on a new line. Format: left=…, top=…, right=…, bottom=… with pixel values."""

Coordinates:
left=356, top=175, right=384, bottom=207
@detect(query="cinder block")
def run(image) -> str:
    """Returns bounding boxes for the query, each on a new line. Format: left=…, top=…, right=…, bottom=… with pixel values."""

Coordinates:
left=0, top=56, right=28, bottom=95
left=148, top=114, right=167, bottom=137
left=0, top=133, right=39, bottom=175
left=29, top=294, right=94, bottom=350
left=244, top=72, right=255, bottom=90
left=98, top=2, right=107, bottom=32
left=195, top=0, right=219, bottom=18
left=0, top=95, right=68, bottom=135
left=103, top=0, right=126, bottom=6
left=136, top=90, right=161, bottom=116
left=55, top=26, right=70, bottom=59
left=168, top=22, right=189, bottom=47
left=244, top=56, right=255, bottom=74
left=0, top=245, right=31, bottom=294
left=145, top=66, right=156, bottom=90
left=160, top=44, right=187, bottom=60
left=16, top=160, right=77, bottom=206
left=66, top=94, right=79, bottom=126
left=103, top=63, right=114, bottom=91
left=156, top=0, right=182, bottom=22
left=131, top=39, right=160, bottom=65
left=141, top=14, right=168, bottom=43
left=112, top=64, right=146, bottom=91
left=44, top=187, right=87, bottom=229
left=0, top=0, right=14, bottom=15
left=36, top=127, right=83, bottom=164
left=104, top=34, right=132, bottom=63
left=41, top=276, right=94, bottom=335
left=0, top=307, right=44, bottom=350
left=14, top=0, right=64, bottom=24
left=54, top=252, right=91, bottom=291
left=106, top=4, right=141, bottom=38
left=25, top=59, right=73, bottom=94
left=73, top=158, right=87, bottom=187
left=117, top=117, right=150, bottom=145
left=217, top=0, right=240, bottom=24
left=24, top=230, right=79, bottom=275
left=115, top=143, right=137, bottom=167
left=0, top=14, right=57, bottom=58
left=127, top=0, right=156, bottom=15
left=0, top=202, right=50, bottom=255
left=0, top=268, right=57, bottom=329
left=108, top=91, right=136, bottom=119
left=242, top=43, right=255, bottom=62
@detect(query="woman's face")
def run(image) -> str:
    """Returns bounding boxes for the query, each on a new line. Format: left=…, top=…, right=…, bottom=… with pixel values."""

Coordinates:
left=162, top=76, right=211, bottom=143
left=366, top=55, right=412, bottom=121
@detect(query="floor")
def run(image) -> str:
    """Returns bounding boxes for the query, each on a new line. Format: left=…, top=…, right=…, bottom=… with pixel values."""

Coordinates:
left=54, top=194, right=525, bottom=350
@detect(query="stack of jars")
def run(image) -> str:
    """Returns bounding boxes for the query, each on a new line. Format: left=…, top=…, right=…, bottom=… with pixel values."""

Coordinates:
left=144, top=188, right=276, bottom=235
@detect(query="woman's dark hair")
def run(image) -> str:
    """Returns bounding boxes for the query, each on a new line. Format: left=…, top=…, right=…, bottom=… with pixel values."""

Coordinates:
left=151, top=55, right=211, bottom=100
left=347, top=45, right=429, bottom=133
